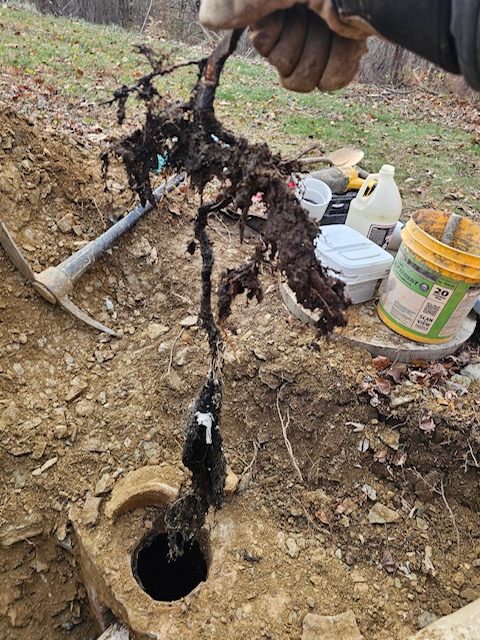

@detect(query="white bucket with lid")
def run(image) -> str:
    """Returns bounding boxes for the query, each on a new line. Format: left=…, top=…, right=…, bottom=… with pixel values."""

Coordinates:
left=314, top=225, right=394, bottom=304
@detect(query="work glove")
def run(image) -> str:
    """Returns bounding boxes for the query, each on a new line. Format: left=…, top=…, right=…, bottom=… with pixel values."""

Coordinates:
left=199, top=1, right=378, bottom=92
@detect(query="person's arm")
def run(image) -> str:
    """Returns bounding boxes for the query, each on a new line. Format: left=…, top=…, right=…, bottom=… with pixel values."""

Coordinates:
left=199, top=0, right=480, bottom=91
left=336, top=0, right=480, bottom=90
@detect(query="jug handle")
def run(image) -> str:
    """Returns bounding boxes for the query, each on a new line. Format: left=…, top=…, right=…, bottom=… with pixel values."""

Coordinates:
left=356, top=172, right=379, bottom=198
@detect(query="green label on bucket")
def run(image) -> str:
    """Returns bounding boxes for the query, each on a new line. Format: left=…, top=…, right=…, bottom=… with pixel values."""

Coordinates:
left=379, top=245, right=480, bottom=340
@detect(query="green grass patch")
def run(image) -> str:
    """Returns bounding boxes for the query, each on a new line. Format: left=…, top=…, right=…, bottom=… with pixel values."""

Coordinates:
left=1, top=5, right=478, bottom=214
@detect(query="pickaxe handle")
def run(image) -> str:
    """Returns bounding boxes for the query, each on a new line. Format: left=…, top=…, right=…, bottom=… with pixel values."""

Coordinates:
left=0, top=172, right=186, bottom=335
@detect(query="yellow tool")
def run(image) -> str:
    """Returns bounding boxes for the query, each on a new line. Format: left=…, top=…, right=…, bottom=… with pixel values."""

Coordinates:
left=310, top=166, right=376, bottom=195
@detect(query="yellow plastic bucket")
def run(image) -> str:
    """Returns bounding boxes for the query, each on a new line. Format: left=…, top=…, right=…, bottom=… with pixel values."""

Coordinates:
left=378, top=210, right=480, bottom=343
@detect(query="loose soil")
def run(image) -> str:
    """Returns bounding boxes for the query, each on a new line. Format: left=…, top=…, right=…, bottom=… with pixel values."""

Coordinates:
left=0, top=101, right=479, bottom=640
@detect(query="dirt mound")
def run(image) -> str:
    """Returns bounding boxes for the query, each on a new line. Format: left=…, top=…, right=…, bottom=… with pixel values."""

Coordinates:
left=0, top=106, right=479, bottom=640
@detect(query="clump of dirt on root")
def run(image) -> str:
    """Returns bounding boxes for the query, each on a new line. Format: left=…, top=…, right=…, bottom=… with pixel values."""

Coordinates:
left=103, top=38, right=350, bottom=549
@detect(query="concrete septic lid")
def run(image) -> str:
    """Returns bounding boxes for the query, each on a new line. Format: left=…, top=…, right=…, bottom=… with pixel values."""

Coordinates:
left=279, top=282, right=477, bottom=363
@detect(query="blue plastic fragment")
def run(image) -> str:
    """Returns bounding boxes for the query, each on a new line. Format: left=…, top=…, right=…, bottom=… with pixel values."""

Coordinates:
left=152, top=152, right=167, bottom=175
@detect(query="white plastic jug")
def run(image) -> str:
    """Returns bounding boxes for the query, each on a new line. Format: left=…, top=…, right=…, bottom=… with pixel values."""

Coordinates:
left=345, top=164, right=402, bottom=249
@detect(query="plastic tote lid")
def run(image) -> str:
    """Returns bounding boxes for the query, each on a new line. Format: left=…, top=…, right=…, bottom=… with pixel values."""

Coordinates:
left=314, top=225, right=393, bottom=279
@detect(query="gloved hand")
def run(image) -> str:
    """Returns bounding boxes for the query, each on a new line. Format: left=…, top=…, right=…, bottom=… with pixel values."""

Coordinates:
left=199, top=1, right=377, bottom=92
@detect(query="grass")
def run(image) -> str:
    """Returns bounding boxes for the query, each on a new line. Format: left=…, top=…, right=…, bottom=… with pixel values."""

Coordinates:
left=0, top=4, right=479, bottom=216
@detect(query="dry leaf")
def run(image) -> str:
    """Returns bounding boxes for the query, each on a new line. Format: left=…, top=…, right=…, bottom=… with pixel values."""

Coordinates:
left=387, top=364, right=406, bottom=383
left=374, top=449, right=388, bottom=463
left=372, top=356, right=390, bottom=371
left=375, top=378, right=391, bottom=395
left=333, top=502, right=347, bottom=515
left=315, top=509, right=330, bottom=525
left=420, top=413, right=436, bottom=432
left=423, top=555, right=437, bottom=577
left=382, top=548, right=397, bottom=573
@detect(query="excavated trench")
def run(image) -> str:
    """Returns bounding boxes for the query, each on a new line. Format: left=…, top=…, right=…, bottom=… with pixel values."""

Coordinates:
left=1, top=99, right=479, bottom=640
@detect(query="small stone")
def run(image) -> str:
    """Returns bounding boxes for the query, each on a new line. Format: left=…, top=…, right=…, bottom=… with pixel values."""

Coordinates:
left=225, top=467, right=239, bottom=498
left=0, top=513, right=44, bottom=546
left=416, top=517, right=429, bottom=532
left=450, top=374, right=472, bottom=388
left=368, top=503, right=401, bottom=525
left=460, top=364, right=480, bottom=381
left=362, top=484, right=377, bottom=501
left=81, top=437, right=106, bottom=453
left=459, top=588, right=480, bottom=602
left=418, top=611, right=438, bottom=629
left=57, top=216, right=72, bottom=233
left=306, top=597, right=315, bottom=609
left=302, top=611, right=364, bottom=640
left=75, top=400, right=95, bottom=417
left=167, top=370, right=183, bottom=391
left=129, top=237, right=152, bottom=258
left=143, top=441, right=161, bottom=461
left=351, top=572, right=366, bottom=584
left=286, top=537, right=300, bottom=558
left=54, top=425, right=68, bottom=439
left=64, top=353, right=74, bottom=367
left=146, top=323, right=170, bottom=340
left=12, top=469, right=26, bottom=489
left=378, top=428, right=400, bottom=450
left=452, top=571, right=466, bottom=589
left=180, top=315, right=198, bottom=328
left=65, top=381, right=88, bottom=402
left=353, top=582, right=369, bottom=601
left=438, top=600, right=454, bottom=616
left=18, top=334, right=27, bottom=344
left=237, top=471, right=252, bottom=493
left=32, top=457, right=58, bottom=476
left=31, top=442, right=47, bottom=460
left=82, top=493, right=102, bottom=527
left=12, top=363, right=25, bottom=377
left=390, top=394, right=415, bottom=408
left=174, top=347, right=190, bottom=366
left=94, top=473, right=113, bottom=496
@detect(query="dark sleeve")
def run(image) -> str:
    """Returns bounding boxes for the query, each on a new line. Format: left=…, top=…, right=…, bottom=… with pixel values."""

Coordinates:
left=334, top=0, right=480, bottom=90
left=450, top=0, right=480, bottom=89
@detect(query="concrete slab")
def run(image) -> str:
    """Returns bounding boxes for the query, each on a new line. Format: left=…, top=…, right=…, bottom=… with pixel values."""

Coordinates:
left=407, top=597, right=480, bottom=640
left=279, top=282, right=477, bottom=363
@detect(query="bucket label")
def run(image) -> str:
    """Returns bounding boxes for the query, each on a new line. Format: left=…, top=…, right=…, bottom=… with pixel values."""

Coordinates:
left=367, top=224, right=396, bottom=249
left=379, top=245, right=479, bottom=340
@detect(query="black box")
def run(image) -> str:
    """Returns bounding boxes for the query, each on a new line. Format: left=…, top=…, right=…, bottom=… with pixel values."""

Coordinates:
left=320, top=191, right=358, bottom=226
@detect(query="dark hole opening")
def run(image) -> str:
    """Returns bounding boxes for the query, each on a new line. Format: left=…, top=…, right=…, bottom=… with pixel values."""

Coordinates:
left=132, top=532, right=208, bottom=602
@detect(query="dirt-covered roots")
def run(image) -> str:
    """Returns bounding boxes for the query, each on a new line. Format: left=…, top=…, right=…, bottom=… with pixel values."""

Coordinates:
left=105, top=36, right=350, bottom=546
left=105, top=40, right=350, bottom=334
